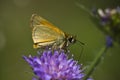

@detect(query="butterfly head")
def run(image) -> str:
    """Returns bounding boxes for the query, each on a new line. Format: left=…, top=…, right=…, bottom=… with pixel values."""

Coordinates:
left=65, top=34, right=77, bottom=47
left=67, top=35, right=76, bottom=44
left=66, top=34, right=85, bottom=47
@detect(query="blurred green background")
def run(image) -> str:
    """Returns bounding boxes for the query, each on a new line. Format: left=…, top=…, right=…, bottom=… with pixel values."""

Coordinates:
left=0, top=0, right=120, bottom=80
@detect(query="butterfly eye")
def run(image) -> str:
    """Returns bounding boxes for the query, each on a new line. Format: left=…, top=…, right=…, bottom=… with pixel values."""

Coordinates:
left=68, top=36, right=76, bottom=43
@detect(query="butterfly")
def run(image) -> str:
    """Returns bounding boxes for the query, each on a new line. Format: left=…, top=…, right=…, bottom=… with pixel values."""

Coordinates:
left=30, top=14, right=84, bottom=50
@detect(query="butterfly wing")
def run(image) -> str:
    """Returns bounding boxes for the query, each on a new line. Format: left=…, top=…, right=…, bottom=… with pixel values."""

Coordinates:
left=31, top=14, right=65, bottom=48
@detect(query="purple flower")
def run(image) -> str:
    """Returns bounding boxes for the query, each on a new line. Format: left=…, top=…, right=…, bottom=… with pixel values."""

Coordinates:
left=93, top=7, right=120, bottom=25
left=106, top=36, right=113, bottom=47
left=23, top=50, right=86, bottom=80
left=97, top=8, right=111, bottom=25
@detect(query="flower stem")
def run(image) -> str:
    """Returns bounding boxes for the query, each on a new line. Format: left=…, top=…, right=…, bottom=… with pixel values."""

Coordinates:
left=83, top=45, right=108, bottom=80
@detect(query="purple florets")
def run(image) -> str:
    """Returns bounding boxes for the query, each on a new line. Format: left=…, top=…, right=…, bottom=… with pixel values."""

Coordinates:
left=23, top=50, right=85, bottom=80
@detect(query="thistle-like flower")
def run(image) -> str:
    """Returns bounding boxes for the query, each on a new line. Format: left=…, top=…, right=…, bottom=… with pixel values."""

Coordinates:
left=23, top=50, right=87, bottom=80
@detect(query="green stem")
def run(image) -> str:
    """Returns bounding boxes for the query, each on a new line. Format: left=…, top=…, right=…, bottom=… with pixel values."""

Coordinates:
left=83, top=45, right=108, bottom=80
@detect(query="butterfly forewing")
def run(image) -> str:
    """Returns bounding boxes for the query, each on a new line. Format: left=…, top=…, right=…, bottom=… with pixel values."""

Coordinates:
left=31, top=14, right=66, bottom=49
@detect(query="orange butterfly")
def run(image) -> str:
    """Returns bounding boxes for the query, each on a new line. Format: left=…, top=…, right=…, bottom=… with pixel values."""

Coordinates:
left=30, top=14, right=84, bottom=50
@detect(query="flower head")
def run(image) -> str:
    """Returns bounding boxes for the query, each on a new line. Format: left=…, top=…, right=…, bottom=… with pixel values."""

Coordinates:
left=23, top=50, right=86, bottom=80
left=97, top=7, right=120, bottom=25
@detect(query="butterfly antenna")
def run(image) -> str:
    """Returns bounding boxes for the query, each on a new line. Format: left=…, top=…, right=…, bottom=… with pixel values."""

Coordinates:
left=77, top=40, right=85, bottom=45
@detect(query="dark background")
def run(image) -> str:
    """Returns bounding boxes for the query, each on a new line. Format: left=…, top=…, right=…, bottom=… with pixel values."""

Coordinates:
left=0, top=0, right=120, bottom=80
